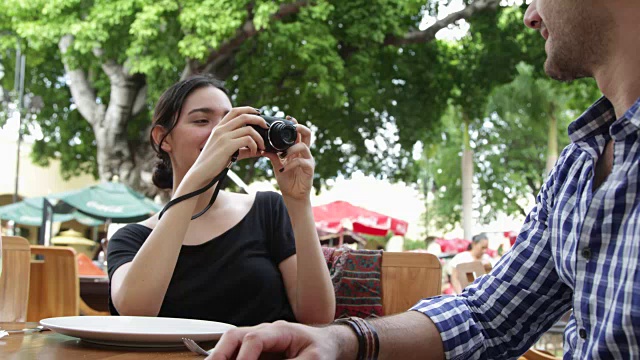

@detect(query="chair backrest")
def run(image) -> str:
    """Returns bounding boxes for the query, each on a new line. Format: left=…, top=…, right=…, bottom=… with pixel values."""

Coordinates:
left=27, top=245, right=79, bottom=322
left=0, top=236, right=31, bottom=322
left=455, top=260, right=487, bottom=289
left=381, top=252, right=442, bottom=315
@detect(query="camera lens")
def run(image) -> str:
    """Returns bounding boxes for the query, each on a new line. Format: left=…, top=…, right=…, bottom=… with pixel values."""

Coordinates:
left=280, top=127, right=296, bottom=143
left=268, top=121, right=297, bottom=151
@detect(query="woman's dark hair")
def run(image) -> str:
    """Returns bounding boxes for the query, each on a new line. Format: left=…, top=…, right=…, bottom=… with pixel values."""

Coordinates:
left=150, top=75, right=229, bottom=189
left=467, top=233, right=488, bottom=251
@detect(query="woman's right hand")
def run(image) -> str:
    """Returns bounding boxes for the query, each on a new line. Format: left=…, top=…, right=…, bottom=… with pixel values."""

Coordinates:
left=182, top=107, right=268, bottom=190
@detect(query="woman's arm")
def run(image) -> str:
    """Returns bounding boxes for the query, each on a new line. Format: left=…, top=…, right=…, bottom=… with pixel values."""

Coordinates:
left=265, top=117, right=335, bottom=324
left=279, top=198, right=336, bottom=325
left=110, top=183, right=200, bottom=316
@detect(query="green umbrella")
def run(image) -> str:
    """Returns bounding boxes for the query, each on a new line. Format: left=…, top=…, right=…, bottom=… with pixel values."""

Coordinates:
left=0, top=197, right=76, bottom=226
left=72, top=211, right=105, bottom=226
left=50, top=182, right=161, bottom=222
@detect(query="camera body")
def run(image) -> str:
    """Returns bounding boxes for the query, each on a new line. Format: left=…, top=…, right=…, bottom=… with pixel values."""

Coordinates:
left=251, top=115, right=297, bottom=153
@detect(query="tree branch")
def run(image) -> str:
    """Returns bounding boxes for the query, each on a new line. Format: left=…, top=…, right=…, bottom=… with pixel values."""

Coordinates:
left=180, top=61, right=195, bottom=80
left=384, top=0, right=501, bottom=46
left=95, top=56, right=146, bottom=130
left=58, top=35, right=99, bottom=125
left=192, top=0, right=310, bottom=76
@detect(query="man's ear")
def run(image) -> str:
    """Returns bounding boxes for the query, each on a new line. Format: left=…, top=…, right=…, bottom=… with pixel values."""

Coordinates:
left=151, top=125, right=172, bottom=153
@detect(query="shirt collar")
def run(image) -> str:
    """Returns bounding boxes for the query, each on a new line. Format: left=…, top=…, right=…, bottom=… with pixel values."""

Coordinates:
left=568, top=96, right=640, bottom=143
left=568, top=97, right=616, bottom=143
left=610, top=96, right=640, bottom=141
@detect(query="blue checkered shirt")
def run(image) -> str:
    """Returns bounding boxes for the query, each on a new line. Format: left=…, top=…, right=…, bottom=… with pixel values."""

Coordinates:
left=411, top=96, right=640, bottom=359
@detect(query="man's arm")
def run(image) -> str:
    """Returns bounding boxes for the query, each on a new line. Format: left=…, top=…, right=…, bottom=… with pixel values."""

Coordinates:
left=371, top=311, right=444, bottom=360
left=208, top=312, right=443, bottom=360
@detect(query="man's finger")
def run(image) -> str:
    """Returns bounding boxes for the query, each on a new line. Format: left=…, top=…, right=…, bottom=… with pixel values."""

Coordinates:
left=210, top=325, right=296, bottom=360
left=208, top=328, right=251, bottom=360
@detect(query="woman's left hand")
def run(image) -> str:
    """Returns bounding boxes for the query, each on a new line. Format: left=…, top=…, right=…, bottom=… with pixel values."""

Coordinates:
left=263, top=116, right=314, bottom=202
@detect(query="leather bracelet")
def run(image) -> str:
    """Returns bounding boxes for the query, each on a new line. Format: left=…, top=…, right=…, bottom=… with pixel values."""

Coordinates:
left=334, top=318, right=365, bottom=360
left=334, top=317, right=379, bottom=360
left=362, top=318, right=380, bottom=360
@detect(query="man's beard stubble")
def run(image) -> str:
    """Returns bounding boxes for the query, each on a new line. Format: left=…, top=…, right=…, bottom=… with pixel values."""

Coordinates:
left=543, top=10, right=609, bottom=83
left=544, top=36, right=595, bottom=82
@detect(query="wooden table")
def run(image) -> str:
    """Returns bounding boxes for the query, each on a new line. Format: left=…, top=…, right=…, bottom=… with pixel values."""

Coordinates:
left=0, top=322, right=213, bottom=359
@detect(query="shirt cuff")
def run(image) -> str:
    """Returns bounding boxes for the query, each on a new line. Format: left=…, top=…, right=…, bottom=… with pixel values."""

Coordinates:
left=410, top=295, right=486, bottom=360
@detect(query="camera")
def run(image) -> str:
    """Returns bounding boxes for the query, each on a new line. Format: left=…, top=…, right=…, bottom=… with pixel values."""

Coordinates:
left=251, top=115, right=297, bottom=153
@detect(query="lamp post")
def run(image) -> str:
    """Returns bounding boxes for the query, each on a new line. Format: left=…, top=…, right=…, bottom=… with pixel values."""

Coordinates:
left=1, top=32, right=27, bottom=204
left=13, top=43, right=26, bottom=204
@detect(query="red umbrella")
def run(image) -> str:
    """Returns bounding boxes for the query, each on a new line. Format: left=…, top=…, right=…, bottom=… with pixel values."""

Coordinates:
left=312, top=201, right=408, bottom=237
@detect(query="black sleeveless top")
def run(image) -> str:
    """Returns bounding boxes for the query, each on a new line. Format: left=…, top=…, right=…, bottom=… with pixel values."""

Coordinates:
left=107, top=191, right=297, bottom=326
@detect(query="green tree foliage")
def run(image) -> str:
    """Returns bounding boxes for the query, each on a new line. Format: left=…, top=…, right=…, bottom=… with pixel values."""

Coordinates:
left=426, top=63, right=600, bottom=230
left=0, top=0, right=503, bottom=195
left=475, top=63, right=600, bottom=220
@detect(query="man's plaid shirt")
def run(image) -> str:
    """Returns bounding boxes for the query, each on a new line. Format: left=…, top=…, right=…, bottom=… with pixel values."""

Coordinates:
left=412, top=96, right=640, bottom=359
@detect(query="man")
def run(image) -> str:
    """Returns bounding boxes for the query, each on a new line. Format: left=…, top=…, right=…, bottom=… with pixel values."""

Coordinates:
left=208, top=0, right=640, bottom=358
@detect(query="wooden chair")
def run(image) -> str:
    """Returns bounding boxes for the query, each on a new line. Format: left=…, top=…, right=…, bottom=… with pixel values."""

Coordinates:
left=27, top=245, right=79, bottom=322
left=0, top=236, right=31, bottom=322
left=381, top=252, right=442, bottom=315
left=455, top=260, right=487, bottom=290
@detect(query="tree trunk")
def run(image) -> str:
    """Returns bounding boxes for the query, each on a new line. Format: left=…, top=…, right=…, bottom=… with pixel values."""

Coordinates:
left=59, top=36, right=150, bottom=193
left=93, top=71, right=147, bottom=187
left=462, top=115, right=474, bottom=241
left=546, top=109, right=558, bottom=177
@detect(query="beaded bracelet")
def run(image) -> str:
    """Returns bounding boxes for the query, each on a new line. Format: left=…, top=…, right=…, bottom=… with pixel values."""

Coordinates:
left=334, top=317, right=380, bottom=360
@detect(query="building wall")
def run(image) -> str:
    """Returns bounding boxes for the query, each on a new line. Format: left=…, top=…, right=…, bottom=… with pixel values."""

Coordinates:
left=0, top=133, right=98, bottom=202
left=0, top=130, right=99, bottom=243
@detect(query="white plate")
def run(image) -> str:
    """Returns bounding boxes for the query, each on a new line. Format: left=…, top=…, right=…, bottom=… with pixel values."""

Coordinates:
left=40, top=316, right=235, bottom=347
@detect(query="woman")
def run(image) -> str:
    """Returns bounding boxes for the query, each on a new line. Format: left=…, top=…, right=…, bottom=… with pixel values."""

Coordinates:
left=448, top=233, right=493, bottom=294
left=107, top=75, right=335, bottom=326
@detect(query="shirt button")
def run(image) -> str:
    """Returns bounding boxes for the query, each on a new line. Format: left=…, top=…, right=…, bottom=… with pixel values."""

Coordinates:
left=579, top=328, right=587, bottom=339
left=581, top=247, right=592, bottom=260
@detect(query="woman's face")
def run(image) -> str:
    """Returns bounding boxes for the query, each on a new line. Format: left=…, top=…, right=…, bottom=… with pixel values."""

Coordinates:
left=163, top=86, right=232, bottom=174
left=471, top=239, right=488, bottom=258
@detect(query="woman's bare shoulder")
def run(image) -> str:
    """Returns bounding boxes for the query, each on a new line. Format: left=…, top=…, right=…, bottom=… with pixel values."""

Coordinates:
left=138, top=214, right=159, bottom=230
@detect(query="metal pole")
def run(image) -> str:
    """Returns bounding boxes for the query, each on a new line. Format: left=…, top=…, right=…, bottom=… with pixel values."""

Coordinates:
left=13, top=49, right=25, bottom=204
left=13, top=42, right=20, bottom=95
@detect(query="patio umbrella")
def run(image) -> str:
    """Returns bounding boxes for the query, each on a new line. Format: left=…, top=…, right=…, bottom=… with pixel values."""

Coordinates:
left=0, top=197, right=102, bottom=226
left=50, top=182, right=161, bottom=222
left=312, top=201, right=409, bottom=237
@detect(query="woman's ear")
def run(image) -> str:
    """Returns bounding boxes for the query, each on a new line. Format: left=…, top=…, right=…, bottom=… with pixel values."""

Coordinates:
left=151, top=125, right=172, bottom=153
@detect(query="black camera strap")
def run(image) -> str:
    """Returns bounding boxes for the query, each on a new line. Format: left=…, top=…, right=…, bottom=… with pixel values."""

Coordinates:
left=157, top=150, right=239, bottom=221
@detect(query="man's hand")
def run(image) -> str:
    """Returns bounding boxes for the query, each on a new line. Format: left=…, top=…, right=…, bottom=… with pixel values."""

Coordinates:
left=207, top=320, right=356, bottom=360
